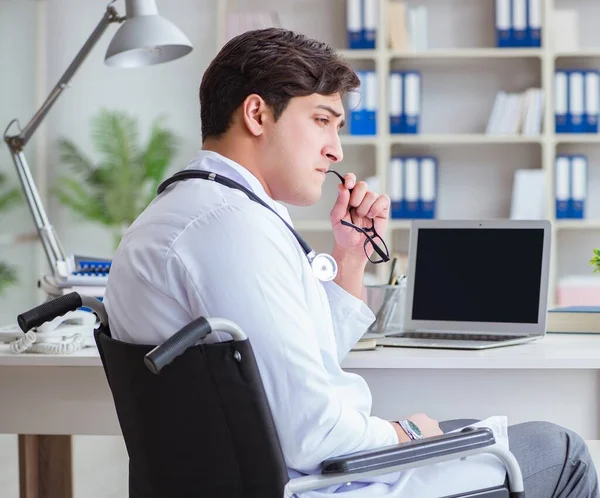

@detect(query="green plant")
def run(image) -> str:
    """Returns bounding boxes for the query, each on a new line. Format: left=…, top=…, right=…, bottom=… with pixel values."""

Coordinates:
left=0, top=172, right=21, bottom=294
left=590, top=248, right=600, bottom=274
left=53, top=109, right=179, bottom=247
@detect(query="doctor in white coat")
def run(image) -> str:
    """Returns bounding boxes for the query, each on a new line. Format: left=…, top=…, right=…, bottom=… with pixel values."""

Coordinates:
left=103, top=27, right=598, bottom=498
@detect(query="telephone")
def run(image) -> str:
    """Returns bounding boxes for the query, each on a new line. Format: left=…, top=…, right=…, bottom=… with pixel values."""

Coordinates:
left=0, top=309, right=97, bottom=354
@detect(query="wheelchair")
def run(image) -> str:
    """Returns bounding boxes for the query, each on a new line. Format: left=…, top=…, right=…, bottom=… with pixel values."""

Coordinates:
left=18, top=292, right=525, bottom=498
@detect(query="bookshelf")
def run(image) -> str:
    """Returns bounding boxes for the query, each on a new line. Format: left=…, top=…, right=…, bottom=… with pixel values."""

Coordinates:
left=217, top=0, right=600, bottom=305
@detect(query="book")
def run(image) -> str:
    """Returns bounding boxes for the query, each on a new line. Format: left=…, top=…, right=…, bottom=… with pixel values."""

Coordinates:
left=547, top=306, right=600, bottom=334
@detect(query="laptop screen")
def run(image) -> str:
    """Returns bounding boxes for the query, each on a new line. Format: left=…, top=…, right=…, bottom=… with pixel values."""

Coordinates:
left=411, top=228, right=545, bottom=324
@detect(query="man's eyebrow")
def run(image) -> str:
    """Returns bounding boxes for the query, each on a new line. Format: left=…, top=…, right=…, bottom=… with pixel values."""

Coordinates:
left=316, top=105, right=346, bottom=127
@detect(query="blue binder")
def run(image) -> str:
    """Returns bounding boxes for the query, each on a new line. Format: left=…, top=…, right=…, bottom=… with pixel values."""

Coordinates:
left=389, top=157, right=405, bottom=219
left=584, top=70, right=599, bottom=133
left=419, top=157, right=437, bottom=219
left=349, top=70, right=376, bottom=135
left=512, top=0, right=528, bottom=47
left=555, top=155, right=570, bottom=219
left=568, top=70, right=585, bottom=133
left=389, top=71, right=404, bottom=134
left=362, top=0, right=377, bottom=49
left=527, top=0, right=541, bottom=47
left=404, top=157, right=420, bottom=218
left=495, top=0, right=511, bottom=47
left=346, top=0, right=363, bottom=49
left=403, top=71, right=421, bottom=134
left=569, top=155, right=587, bottom=219
left=555, top=71, right=569, bottom=133
left=349, top=70, right=365, bottom=135
left=364, top=70, right=377, bottom=135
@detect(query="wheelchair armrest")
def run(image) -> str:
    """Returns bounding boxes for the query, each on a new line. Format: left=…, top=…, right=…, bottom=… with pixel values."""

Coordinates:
left=321, top=426, right=494, bottom=474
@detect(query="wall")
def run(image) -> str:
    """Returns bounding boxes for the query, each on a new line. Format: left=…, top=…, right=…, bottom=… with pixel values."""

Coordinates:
left=0, top=1, right=40, bottom=325
left=44, top=0, right=217, bottom=262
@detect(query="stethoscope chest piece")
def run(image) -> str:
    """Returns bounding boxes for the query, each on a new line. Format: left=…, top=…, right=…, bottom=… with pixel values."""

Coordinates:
left=309, top=252, right=338, bottom=282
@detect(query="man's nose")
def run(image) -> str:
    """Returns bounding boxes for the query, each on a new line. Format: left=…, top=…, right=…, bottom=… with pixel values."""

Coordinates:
left=324, top=135, right=343, bottom=163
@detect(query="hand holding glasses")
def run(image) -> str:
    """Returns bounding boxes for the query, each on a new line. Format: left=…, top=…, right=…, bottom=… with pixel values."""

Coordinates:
left=326, top=170, right=391, bottom=264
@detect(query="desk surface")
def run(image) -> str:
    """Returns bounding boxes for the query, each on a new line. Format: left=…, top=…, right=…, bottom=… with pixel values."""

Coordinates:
left=1, top=333, right=600, bottom=369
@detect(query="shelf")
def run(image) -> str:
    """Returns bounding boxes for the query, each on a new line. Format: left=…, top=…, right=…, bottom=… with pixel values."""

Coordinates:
left=389, top=134, right=543, bottom=145
left=555, top=220, right=600, bottom=231
left=555, top=134, right=600, bottom=144
left=388, top=48, right=543, bottom=60
left=337, top=49, right=378, bottom=60
left=338, top=48, right=543, bottom=60
left=340, top=135, right=378, bottom=145
left=555, top=49, right=600, bottom=58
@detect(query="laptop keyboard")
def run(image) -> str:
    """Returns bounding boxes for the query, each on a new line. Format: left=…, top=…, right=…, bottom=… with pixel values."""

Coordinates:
left=391, top=332, right=529, bottom=342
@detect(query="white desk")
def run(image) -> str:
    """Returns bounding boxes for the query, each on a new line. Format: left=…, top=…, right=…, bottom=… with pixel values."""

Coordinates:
left=1, top=333, right=600, bottom=497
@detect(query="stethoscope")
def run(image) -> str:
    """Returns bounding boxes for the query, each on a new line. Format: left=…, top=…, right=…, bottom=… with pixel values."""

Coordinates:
left=157, top=169, right=340, bottom=281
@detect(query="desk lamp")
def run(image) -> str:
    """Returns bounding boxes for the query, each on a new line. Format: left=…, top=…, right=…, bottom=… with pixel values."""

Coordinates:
left=3, top=0, right=193, bottom=298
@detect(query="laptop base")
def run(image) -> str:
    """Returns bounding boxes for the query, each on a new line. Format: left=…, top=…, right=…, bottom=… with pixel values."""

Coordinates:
left=377, top=332, right=542, bottom=350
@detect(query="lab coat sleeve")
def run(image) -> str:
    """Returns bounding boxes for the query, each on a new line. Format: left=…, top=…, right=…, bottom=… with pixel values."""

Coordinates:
left=322, top=280, right=376, bottom=360
left=166, top=204, right=398, bottom=474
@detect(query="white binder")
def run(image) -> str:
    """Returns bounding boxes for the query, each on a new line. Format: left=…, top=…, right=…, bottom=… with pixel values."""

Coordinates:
left=404, top=72, right=421, bottom=133
left=554, top=71, right=568, bottom=132
left=389, top=72, right=403, bottom=131
left=420, top=157, right=436, bottom=217
left=404, top=157, right=419, bottom=212
left=585, top=71, right=599, bottom=132
left=363, top=0, right=378, bottom=47
left=389, top=157, right=404, bottom=218
left=365, top=71, right=378, bottom=112
left=555, top=155, right=570, bottom=218
left=512, top=0, right=528, bottom=45
left=527, top=0, right=542, bottom=46
left=569, top=71, right=584, bottom=132
left=346, top=0, right=362, bottom=47
left=571, top=155, right=587, bottom=217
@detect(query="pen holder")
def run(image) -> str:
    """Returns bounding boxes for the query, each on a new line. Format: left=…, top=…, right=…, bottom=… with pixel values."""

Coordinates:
left=364, top=281, right=407, bottom=335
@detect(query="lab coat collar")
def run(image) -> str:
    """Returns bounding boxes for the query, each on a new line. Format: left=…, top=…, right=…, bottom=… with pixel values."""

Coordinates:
left=184, top=150, right=291, bottom=222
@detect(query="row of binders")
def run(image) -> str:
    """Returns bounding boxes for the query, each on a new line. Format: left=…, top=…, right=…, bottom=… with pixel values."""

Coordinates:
left=389, top=156, right=437, bottom=219
left=346, top=0, right=378, bottom=49
left=348, top=70, right=422, bottom=135
left=485, top=88, right=544, bottom=135
left=555, top=70, right=599, bottom=134
left=555, top=155, right=587, bottom=219
left=495, top=0, right=542, bottom=48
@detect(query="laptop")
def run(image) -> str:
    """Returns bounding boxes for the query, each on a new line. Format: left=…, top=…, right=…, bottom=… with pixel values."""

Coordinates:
left=377, top=219, right=552, bottom=350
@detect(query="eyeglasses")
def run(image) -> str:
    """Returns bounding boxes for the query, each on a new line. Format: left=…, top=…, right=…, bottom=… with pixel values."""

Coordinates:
left=326, top=170, right=390, bottom=264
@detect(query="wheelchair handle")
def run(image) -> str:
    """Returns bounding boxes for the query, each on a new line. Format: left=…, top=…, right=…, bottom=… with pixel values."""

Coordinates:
left=17, top=292, right=108, bottom=332
left=144, top=317, right=247, bottom=374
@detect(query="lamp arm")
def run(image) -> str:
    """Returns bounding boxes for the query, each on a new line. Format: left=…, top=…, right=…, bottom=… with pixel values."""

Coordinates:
left=15, top=5, right=123, bottom=147
left=3, top=4, right=124, bottom=277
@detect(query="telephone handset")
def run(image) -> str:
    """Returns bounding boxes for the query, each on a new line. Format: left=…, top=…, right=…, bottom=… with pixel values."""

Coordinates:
left=5, top=309, right=97, bottom=354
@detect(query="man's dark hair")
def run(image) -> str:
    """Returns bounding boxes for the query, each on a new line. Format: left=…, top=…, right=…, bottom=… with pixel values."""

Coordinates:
left=199, top=28, right=360, bottom=141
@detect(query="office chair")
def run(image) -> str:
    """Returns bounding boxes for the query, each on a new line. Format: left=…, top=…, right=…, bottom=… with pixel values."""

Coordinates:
left=18, top=292, right=525, bottom=498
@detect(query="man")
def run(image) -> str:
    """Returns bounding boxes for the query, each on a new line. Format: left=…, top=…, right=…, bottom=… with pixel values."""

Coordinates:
left=104, top=28, right=598, bottom=497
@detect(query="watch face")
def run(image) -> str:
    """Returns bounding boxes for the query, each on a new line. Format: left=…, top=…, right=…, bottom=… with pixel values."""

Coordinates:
left=408, top=420, right=422, bottom=436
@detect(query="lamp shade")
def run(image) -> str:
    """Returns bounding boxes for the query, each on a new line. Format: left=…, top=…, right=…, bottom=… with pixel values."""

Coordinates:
left=105, top=0, right=192, bottom=68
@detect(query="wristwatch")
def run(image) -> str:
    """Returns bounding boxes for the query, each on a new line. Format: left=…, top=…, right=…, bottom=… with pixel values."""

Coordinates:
left=398, top=419, right=423, bottom=441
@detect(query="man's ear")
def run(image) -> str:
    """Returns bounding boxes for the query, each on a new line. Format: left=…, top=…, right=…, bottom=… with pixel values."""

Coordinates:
left=241, top=94, right=271, bottom=137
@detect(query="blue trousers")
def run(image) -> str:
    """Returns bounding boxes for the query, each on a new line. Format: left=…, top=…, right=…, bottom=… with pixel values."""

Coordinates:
left=441, top=419, right=600, bottom=498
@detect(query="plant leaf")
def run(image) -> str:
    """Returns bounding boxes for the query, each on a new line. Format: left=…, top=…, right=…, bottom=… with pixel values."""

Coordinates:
left=53, top=108, right=178, bottom=230
left=0, top=262, right=17, bottom=295
left=52, top=177, right=111, bottom=225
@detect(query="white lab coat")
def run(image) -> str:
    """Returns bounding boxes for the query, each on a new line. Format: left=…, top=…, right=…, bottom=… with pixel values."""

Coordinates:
left=104, top=150, right=509, bottom=497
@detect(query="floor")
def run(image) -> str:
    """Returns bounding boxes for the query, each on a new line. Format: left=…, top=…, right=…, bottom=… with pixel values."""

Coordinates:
left=0, top=436, right=598, bottom=497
